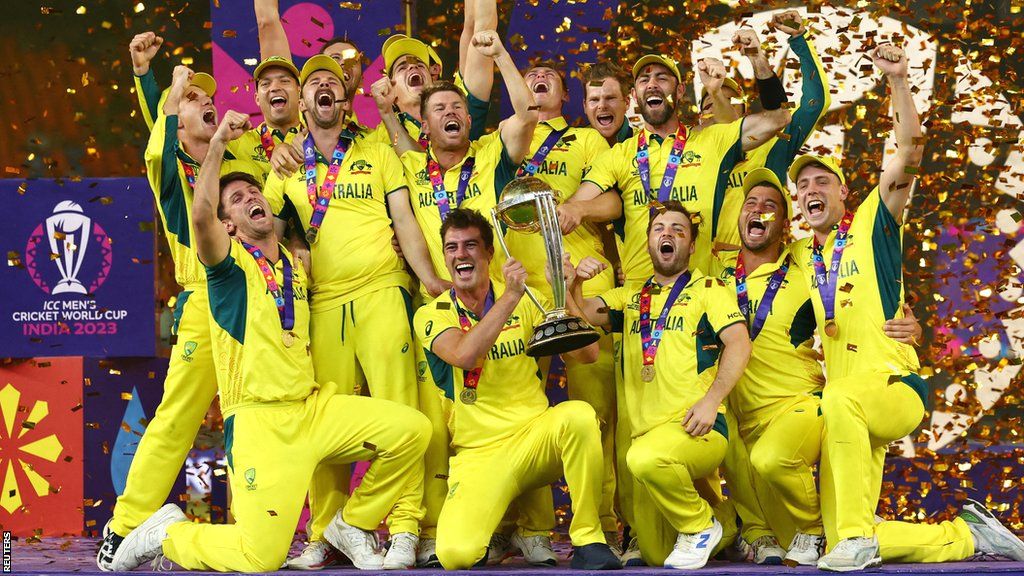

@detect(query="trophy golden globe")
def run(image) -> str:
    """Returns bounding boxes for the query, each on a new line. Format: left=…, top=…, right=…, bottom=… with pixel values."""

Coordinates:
left=492, top=177, right=600, bottom=357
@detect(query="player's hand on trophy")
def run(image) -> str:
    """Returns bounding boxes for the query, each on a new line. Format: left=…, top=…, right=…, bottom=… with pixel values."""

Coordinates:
left=872, top=43, right=908, bottom=78
left=883, top=303, right=922, bottom=346
left=731, top=29, right=763, bottom=59
left=213, top=110, right=251, bottom=144
left=697, top=58, right=727, bottom=94
left=370, top=76, right=398, bottom=115
left=556, top=202, right=584, bottom=234
left=271, top=127, right=305, bottom=178
left=129, top=31, right=163, bottom=76
left=770, top=10, right=805, bottom=36
left=574, top=256, right=608, bottom=282
left=472, top=30, right=506, bottom=59
left=682, top=396, right=718, bottom=437
left=502, top=257, right=528, bottom=297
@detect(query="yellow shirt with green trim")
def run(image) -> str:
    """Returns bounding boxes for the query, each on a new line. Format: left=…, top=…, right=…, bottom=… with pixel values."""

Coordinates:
left=205, top=241, right=316, bottom=415
left=263, top=134, right=411, bottom=310
left=400, top=136, right=518, bottom=300
left=790, top=187, right=920, bottom=380
left=717, top=34, right=830, bottom=249
left=365, top=92, right=490, bottom=147
left=134, top=70, right=163, bottom=129
left=599, top=271, right=745, bottom=437
left=583, top=120, right=744, bottom=284
left=233, top=123, right=303, bottom=183
left=144, top=111, right=266, bottom=289
left=414, top=283, right=548, bottom=452
left=710, top=249, right=823, bottom=433
left=492, top=117, right=615, bottom=299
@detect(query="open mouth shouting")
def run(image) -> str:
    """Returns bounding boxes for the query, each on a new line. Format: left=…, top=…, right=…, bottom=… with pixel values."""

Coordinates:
left=805, top=198, right=825, bottom=218
left=442, top=117, right=462, bottom=135
left=644, top=91, right=666, bottom=111
left=315, top=88, right=336, bottom=112
left=659, top=237, right=675, bottom=255
left=746, top=218, right=767, bottom=239
left=202, top=108, right=217, bottom=127
left=532, top=80, right=550, bottom=94
left=269, top=94, right=287, bottom=110
left=248, top=203, right=267, bottom=221
left=407, top=71, right=425, bottom=88
left=454, top=260, right=474, bottom=280
left=595, top=112, right=615, bottom=128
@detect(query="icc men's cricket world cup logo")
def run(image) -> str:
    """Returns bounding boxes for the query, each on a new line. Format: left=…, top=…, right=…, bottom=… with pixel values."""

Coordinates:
left=24, top=201, right=113, bottom=296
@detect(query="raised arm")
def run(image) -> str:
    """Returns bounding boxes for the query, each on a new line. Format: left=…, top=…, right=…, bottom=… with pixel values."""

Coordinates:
left=162, top=65, right=192, bottom=117
left=470, top=31, right=538, bottom=163
left=430, top=259, right=528, bottom=370
left=570, top=257, right=613, bottom=331
left=129, top=31, right=164, bottom=128
left=255, top=0, right=291, bottom=61
left=874, top=43, right=923, bottom=223
left=699, top=57, right=791, bottom=152
left=370, top=77, right=420, bottom=154
left=192, top=111, right=252, bottom=267
left=388, top=187, right=451, bottom=296
left=770, top=10, right=831, bottom=158
left=460, top=0, right=498, bottom=100
left=683, top=321, right=750, bottom=436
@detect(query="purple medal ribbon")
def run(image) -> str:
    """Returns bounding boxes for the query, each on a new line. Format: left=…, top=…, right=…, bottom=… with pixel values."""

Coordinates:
left=241, top=242, right=295, bottom=331
left=451, top=286, right=496, bottom=391
left=811, top=210, right=855, bottom=325
left=636, top=127, right=688, bottom=216
left=638, top=271, right=691, bottom=367
left=303, top=127, right=356, bottom=241
left=517, top=126, right=570, bottom=177
left=427, top=151, right=476, bottom=222
left=734, top=253, right=790, bottom=340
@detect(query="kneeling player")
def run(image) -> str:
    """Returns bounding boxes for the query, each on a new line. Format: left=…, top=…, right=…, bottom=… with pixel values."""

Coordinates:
left=103, top=112, right=431, bottom=573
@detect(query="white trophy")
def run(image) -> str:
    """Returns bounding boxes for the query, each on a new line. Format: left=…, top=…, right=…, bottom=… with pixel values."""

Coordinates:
left=46, top=200, right=91, bottom=295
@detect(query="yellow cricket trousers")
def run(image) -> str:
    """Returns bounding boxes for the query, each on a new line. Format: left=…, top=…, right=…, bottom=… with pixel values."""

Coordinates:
left=163, top=392, right=430, bottom=572
left=627, top=420, right=728, bottom=565
left=307, top=287, right=419, bottom=541
left=435, top=402, right=606, bottom=569
left=110, top=288, right=217, bottom=537
left=611, top=334, right=635, bottom=529
left=819, top=372, right=973, bottom=562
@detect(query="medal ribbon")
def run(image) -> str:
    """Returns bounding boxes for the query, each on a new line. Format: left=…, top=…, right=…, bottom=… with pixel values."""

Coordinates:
left=259, top=123, right=277, bottom=159
left=811, top=210, right=854, bottom=325
left=637, top=126, right=688, bottom=214
left=516, top=126, right=569, bottom=177
left=638, top=272, right=691, bottom=369
left=241, top=241, right=295, bottom=332
left=451, top=287, right=495, bottom=391
left=735, top=253, right=790, bottom=340
left=303, top=128, right=355, bottom=240
left=179, top=159, right=198, bottom=188
left=427, top=151, right=476, bottom=222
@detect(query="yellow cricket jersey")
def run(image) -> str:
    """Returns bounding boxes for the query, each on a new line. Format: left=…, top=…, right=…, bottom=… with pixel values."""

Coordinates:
left=583, top=120, right=744, bottom=283
left=717, top=34, right=830, bottom=249
left=205, top=241, right=316, bottom=415
left=366, top=92, right=491, bottom=147
left=414, top=284, right=548, bottom=451
left=790, top=188, right=920, bottom=380
left=400, top=135, right=517, bottom=299
left=495, top=117, right=615, bottom=299
left=232, top=124, right=303, bottom=183
left=144, top=112, right=265, bottom=289
left=599, top=271, right=745, bottom=437
left=710, top=249, right=824, bottom=433
left=264, top=134, right=411, bottom=311
left=134, top=70, right=163, bottom=129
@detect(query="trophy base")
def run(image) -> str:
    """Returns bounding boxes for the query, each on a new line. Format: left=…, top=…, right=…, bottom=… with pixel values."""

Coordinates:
left=526, top=314, right=601, bottom=358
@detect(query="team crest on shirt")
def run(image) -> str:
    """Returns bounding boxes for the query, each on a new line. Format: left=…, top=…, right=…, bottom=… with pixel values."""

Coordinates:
left=349, top=160, right=373, bottom=175
left=680, top=150, right=703, bottom=167
left=245, top=468, right=257, bottom=491
left=252, top=144, right=269, bottom=163
left=181, top=340, right=198, bottom=362
left=414, top=169, right=430, bottom=186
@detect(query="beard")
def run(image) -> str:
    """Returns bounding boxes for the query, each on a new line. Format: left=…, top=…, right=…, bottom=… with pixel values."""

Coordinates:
left=638, top=95, right=676, bottom=127
left=308, top=105, right=341, bottom=129
left=651, top=251, right=688, bottom=277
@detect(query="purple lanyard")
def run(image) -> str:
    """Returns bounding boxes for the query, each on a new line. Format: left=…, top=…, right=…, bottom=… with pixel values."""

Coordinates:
left=517, top=126, right=569, bottom=177
left=451, top=287, right=495, bottom=390
left=638, top=272, right=691, bottom=367
left=427, top=151, right=476, bottom=222
left=179, top=159, right=198, bottom=188
left=811, top=211, right=854, bottom=323
left=735, top=253, right=789, bottom=340
left=303, top=128, right=355, bottom=243
left=241, top=242, right=295, bottom=331
left=637, top=127, right=688, bottom=213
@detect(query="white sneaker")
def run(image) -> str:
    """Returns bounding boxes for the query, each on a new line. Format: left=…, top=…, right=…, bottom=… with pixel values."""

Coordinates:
left=784, top=532, right=825, bottom=566
left=620, top=536, right=644, bottom=567
left=751, top=535, right=785, bottom=565
left=486, top=532, right=513, bottom=565
left=416, top=537, right=441, bottom=568
left=285, top=540, right=341, bottom=570
left=664, top=518, right=723, bottom=570
left=605, top=531, right=623, bottom=558
left=323, top=511, right=385, bottom=570
left=382, top=532, right=418, bottom=569
left=817, top=536, right=881, bottom=572
left=511, top=533, right=558, bottom=566
left=108, top=504, right=188, bottom=571
left=960, top=498, right=1024, bottom=561
left=721, top=535, right=751, bottom=562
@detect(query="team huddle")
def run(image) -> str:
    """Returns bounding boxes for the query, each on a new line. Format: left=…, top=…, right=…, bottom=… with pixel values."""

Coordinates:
left=94, top=0, right=1024, bottom=573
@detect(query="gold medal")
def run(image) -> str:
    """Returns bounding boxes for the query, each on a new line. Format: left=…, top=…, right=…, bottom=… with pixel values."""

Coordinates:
left=460, top=388, right=477, bottom=405
left=282, top=331, right=296, bottom=348
left=823, top=319, right=838, bottom=338
left=641, top=364, right=656, bottom=382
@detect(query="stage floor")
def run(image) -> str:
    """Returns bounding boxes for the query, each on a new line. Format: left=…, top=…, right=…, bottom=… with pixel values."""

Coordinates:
left=9, top=538, right=1024, bottom=575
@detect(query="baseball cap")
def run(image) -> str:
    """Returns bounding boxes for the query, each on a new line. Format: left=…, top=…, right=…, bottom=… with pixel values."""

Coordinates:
left=427, top=44, right=443, bottom=76
left=742, top=167, right=789, bottom=219
left=253, top=56, right=300, bottom=82
left=632, top=54, right=682, bottom=83
left=383, top=35, right=430, bottom=76
left=788, top=154, right=846, bottom=186
left=187, top=73, right=217, bottom=98
left=699, top=77, right=744, bottom=103
left=299, top=54, right=346, bottom=86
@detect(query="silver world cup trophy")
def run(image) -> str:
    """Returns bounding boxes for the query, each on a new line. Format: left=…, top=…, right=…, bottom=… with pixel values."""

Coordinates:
left=46, top=200, right=91, bottom=295
left=492, top=177, right=600, bottom=357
